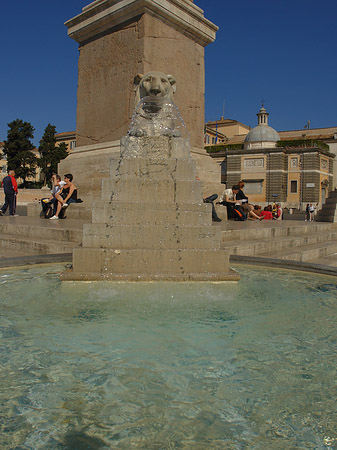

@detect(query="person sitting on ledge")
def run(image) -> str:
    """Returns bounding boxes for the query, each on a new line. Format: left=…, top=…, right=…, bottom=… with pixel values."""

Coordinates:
left=203, top=194, right=222, bottom=222
left=236, top=180, right=263, bottom=221
left=218, top=185, right=246, bottom=220
left=262, top=205, right=273, bottom=220
left=50, top=173, right=77, bottom=220
left=41, top=174, right=66, bottom=217
left=251, top=205, right=265, bottom=220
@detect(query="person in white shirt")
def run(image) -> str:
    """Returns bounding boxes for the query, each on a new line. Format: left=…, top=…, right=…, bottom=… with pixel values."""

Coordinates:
left=219, top=185, right=246, bottom=220
left=308, top=204, right=315, bottom=222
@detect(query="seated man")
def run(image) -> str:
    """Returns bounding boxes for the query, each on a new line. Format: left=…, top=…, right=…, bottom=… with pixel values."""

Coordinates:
left=219, top=185, right=246, bottom=220
left=50, top=173, right=77, bottom=220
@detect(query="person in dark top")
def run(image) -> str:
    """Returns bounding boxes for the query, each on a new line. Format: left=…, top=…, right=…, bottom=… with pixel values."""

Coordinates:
left=50, top=173, right=77, bottom=220
left=236, top=180, right=263, bottom=220
left=236, top=180, right=249, bottom=204
left=0, top=169, right=18, bottom=217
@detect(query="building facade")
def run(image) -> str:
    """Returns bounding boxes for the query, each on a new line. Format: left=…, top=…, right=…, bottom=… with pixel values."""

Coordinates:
left=208, top=107, right=335, bottom=209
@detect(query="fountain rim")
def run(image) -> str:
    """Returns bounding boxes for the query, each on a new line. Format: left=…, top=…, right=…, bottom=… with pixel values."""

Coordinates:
left=0, top=253, right=336, bottom=279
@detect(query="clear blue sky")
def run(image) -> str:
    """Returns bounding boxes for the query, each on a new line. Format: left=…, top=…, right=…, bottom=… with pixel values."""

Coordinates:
left=1, top=0, right=336, bottom=146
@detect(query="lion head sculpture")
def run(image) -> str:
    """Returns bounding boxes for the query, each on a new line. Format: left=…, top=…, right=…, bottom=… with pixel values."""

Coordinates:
left=128, top=71, right=187, bottom=138
left=134, top=71, right=176, bottom=105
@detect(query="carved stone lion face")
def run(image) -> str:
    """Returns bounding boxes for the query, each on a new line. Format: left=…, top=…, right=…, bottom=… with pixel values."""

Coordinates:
left=134, top=71, right=176, bottom=104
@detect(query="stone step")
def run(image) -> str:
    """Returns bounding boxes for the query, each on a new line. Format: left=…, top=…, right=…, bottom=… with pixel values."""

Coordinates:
left=316, top=214, right=337, bottom=222
left=325, top=197, right=337, bottom=205
left=0, top=247, right=37, bottom=258
left=101, top=179, right=202, bottom=203
left=27, top=202, right=92, bottom=220
left=69, top=247, right=231, bottom=280
left=0, top=221, right=84, bottom=243
left=261, top=241, right=337, bottom=263
left=221, top=230, right=337, bottom=257
left=221, top=222, right=335, bottom=243
left=92, top=201, right=212, bottom=225
left=309, top=252, right=337, bottom=267
left=83, top=223, right=221, bottom=249
left=0, top=233, right=81, bottom=255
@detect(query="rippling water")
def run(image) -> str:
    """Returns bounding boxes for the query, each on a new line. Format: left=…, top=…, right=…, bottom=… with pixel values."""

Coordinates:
left=0, top=264, right=336, bottom=449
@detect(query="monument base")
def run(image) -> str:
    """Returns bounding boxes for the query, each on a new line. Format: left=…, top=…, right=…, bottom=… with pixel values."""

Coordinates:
left=63, top=136, right=236, bottom=281
left=58, top=140, right=224, bottom=202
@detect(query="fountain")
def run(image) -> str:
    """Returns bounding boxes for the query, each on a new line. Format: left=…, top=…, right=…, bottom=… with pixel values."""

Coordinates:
left=62, top=73, right=238, bottom=281
left=1, top=263, right=336, bottom=448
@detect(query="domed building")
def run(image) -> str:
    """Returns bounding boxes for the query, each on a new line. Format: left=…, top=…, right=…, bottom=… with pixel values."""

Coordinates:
left=208, top=105, right=335, bottom=209
left=244, top=106, right=280, bottom=150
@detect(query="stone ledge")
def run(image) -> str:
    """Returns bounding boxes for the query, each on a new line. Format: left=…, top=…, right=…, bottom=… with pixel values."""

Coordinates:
left=66, top=0, right=218, bottom=46
left=60, top=268, right=240, bottom=282
left=230, top=255, right=337, bottom=277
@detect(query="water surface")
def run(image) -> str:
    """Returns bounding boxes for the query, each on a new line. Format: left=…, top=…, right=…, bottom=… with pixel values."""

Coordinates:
left=0, top=264, right=336, bottom=449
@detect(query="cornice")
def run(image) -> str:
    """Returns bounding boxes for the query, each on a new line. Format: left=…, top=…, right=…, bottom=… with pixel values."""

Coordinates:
left=65, top=0, right=218, bottom=46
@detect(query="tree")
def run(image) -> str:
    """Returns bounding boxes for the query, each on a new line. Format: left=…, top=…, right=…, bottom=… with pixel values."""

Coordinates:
left=3, top=119, right=38, bottom=187
left=38, top=124, right=68, bottom=185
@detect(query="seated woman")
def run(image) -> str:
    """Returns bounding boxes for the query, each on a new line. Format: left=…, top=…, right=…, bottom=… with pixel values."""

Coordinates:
left=248, top=205, right=265, bottom=221
left=237, top=180, right=263, bottom=220
left=250, top=205, right=265, bottom=220
left=262, top=205, right=273, bottom=220
left=50, top=173, right=77, bottom=220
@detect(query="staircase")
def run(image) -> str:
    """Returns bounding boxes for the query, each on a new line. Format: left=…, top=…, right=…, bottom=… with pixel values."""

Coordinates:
left=316, top=190, right=337, bottom=222
left=221, top=221, right=337, bottom=264
left=0, top=217, right=85, bottom=257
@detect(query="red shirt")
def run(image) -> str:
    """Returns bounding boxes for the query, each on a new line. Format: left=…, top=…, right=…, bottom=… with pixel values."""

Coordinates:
left=262, top=210, right=273, bottom=220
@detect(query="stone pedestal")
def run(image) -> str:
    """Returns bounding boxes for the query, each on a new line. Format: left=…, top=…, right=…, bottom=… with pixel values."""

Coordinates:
left=60, top=0, right=223, bottom=197
left=62, top=136, right=238, bottom=281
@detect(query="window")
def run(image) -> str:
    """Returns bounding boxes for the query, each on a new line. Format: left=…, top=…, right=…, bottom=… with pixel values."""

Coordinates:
left=70, top=140, right=76, bottom=150
left=244, top=180, right=263, bottom=194
left=290, top=158, right=298, bottom=168
left=290, top=180, right=297, bottom=193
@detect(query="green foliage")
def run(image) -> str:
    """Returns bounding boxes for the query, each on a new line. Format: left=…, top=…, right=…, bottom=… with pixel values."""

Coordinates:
left=17, top=181, right=44, bottom=189
left=38, top=124, right=68, bottom=185
left=206, top=143, right=243, bottom=153
left=3, top=119, right=37, bottom=186
left=277, top=139, right=329, bottom=151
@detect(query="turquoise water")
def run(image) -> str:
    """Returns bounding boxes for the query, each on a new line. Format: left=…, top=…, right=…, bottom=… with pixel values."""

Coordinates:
left=0, top=264, right=336, bottom=450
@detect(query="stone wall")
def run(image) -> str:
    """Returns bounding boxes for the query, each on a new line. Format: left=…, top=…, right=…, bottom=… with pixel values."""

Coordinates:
left=266, top=152, right=287, bottom=202
left=73, top=2, right=213, bottom=149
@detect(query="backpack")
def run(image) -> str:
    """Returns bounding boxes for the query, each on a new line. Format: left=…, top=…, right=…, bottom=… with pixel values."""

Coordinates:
left=232, top=206, right=246, bottom=221
left=40, top=199, right=54, bottom=219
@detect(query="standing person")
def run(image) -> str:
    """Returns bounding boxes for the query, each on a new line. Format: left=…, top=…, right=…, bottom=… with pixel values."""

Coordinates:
left=274, top=203, right=283, bottom=220
left=305, top=204, right=310, bottom=221
left=309, top=204, right=315, bottom=222
left=0, top=169, right=18, bottom=217
left=50, top=174, right=77, bottom=220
